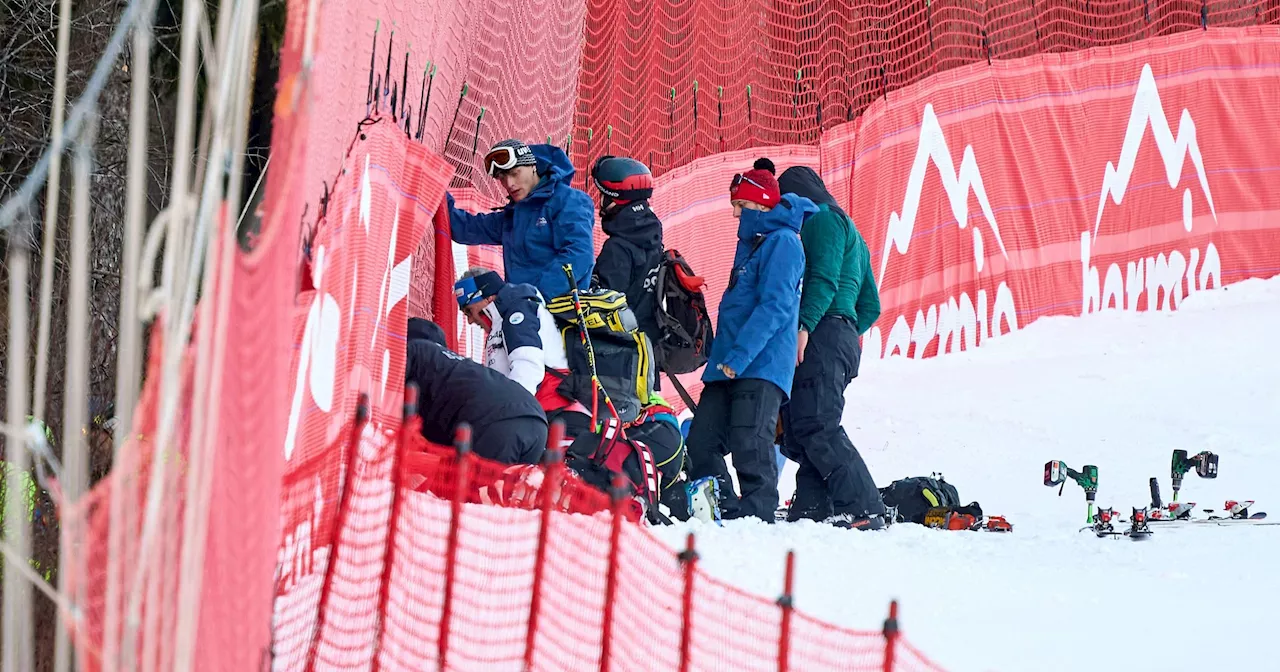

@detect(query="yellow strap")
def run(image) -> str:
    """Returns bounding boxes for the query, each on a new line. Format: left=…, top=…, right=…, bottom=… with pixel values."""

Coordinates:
left=922, top=488, right=940, bottom=508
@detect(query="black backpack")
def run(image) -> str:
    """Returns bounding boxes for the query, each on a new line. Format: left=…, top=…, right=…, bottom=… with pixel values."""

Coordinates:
left=649, top=249, right=714, bottom=375
left=879, top=474, right=980, bottom=524
left=545, top=289, right=657, bottom=425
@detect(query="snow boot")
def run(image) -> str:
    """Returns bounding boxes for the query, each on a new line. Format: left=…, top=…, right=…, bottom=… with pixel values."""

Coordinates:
left=786, top=490, right=833, bottom=523
left=825, top=512, right=886, bottom=531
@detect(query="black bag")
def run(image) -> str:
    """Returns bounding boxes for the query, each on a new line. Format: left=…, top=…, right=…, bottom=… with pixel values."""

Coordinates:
left=546, top=289, right=656, bottom=425
left=562, top=418, right=661, bottom=507
left=879, top=475, right=980, bottom=525
left=649, top=249, right=714, bottom=375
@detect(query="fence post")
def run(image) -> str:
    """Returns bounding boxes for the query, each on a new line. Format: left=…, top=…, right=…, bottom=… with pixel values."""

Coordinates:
left=370, top=384, right=419, bottom=670
left=438, top=424, right=474, bottom=672
left=776, top=550, right=795, bottom=672
left=599, top=472, right=629, bottom=672
left=677, top=533, right=698, bottom=672
left=882, top=599, right=900, bottom=672
left=303, top=393, right=370, bottom=672
left=523, top=420, right=566, bottom=672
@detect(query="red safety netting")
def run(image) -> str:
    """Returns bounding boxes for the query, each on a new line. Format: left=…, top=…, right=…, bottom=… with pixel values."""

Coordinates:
left=839, top=27, right=1280, bottom=362
left=283, top=401, right=945, bottom=671
left=573, top=0, right=1280, bottom=183
left=63, top=163, right=300, bottom=668
left=264, top=102, right=945, bottom=671
left=448, top=3, right=1280, bottom=378
left=61, top=0, right=1280, bottom=669
left=282, top=0, right=589, bottom=345
left=585, top=27, right=1280, bottom=412
left=273, top=115, right=456, bottom=669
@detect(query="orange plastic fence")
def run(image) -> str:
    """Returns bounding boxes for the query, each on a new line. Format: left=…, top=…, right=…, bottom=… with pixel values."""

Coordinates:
left=292, top=392, right=946, bottom=671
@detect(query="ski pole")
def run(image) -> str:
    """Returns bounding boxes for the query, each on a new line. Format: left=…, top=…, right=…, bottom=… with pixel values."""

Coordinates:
left=562, top=264, right=627, bottom=437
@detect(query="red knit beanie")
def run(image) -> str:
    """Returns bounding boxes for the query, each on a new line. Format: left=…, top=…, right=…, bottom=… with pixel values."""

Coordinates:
left=729, top=158, right=781, bottom=208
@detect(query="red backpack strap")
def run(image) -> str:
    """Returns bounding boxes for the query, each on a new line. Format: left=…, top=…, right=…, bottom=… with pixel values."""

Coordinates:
left=632, top=439, right=660, bottom=504
left=591, top=418, right=658, bottom=505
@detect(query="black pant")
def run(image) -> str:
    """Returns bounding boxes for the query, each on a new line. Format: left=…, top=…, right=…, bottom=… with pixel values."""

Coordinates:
left=781, top=315, right=885, bottom=519
left=627, top=419, right=685, bottom=492
left=686, top=378, right=785, bottom=522
left=471, top=415, right=547, bottom=465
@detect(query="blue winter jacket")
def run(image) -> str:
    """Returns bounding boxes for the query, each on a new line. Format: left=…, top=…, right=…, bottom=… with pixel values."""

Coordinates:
left=448, top=144, right=595, bottom=300
left=703, top=194, right=816, bottom=398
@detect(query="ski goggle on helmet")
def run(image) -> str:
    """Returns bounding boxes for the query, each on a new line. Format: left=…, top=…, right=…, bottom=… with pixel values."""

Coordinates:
left=483, top=143, right=536, bottom=177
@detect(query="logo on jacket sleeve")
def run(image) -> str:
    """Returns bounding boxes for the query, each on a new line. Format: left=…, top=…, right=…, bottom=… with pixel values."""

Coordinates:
left=536, top=216, right=548, bottom=227
left=508, top=311, right=525, bottom=325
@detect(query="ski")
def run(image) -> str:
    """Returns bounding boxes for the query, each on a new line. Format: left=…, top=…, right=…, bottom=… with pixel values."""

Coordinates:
left=1148, top=518, right=1277, bottom=527
left=1147, top=501, right=1271, bottom=526
left=1143, top=458, right=1275, bottom=527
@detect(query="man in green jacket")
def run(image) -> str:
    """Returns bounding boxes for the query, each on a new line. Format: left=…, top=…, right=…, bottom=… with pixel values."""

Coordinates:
left=776, top=166, right=887, bottom=530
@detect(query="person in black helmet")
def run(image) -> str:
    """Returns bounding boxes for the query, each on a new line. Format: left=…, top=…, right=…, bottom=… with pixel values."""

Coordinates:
left=590, top=155, right=663, bottom=351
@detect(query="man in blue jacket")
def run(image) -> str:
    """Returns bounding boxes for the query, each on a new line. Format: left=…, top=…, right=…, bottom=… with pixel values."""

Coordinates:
left=685, top=158, right=815, bottom=522
left=448, top=139, right=596, bottom=300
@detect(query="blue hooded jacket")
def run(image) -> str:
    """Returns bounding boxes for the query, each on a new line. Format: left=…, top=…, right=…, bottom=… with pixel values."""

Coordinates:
left=448, top=144, right=595, bottom=299
left=703, top=193, right=816, bottom=398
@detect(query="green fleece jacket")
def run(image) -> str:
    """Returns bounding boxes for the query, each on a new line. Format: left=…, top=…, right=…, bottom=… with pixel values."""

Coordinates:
left=798, top=204, right=881, bottom=334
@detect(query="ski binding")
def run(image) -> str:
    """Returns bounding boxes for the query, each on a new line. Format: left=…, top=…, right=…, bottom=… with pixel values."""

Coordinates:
left=1082, top=507, right=1124, bottom=538
left=1203, top=500, right=1267, bottom=521
left=1123, top=507, right=1153, bottom=540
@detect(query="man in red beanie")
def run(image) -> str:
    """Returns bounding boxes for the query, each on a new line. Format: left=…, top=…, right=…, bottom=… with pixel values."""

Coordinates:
left=683, top=158, right=816, bottom=522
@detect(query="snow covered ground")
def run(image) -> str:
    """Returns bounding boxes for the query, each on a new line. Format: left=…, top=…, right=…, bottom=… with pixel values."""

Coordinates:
left=651, top=275, right=1280, bottom=672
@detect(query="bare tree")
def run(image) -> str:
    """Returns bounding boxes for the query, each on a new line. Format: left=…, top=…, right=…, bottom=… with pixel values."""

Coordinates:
left=1, top=0, right=282, bottom=665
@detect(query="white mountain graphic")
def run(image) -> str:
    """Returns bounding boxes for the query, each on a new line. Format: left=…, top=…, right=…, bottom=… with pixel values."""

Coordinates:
left=1092, top=63, right=1217, bottom=243
left=880, top=103, right=1008, bottom=281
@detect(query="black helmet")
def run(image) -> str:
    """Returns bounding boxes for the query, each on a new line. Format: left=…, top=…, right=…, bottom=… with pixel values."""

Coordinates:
left=591, top=156, right=654, bottom=208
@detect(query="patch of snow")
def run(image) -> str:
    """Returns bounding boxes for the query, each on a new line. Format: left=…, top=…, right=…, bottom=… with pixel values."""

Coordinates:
left=652, top=274, right=1280, bottom=672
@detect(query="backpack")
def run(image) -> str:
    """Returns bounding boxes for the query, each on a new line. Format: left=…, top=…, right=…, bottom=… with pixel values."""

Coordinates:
left=648, top=249, right=715, bottom=375
left=545, top=288, right=657, bottom=425
left=879, top=474, right=981, bottom=525
left=563, top=416, right=661, bottom=514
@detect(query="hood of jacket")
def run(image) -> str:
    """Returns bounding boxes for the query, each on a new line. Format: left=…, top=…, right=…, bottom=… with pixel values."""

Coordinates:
left=777, top=166, right=852, bottom=220
left=527, top=144, right=577, bottom=200
left=601, top=199, right=662, bottom=249
left=737, top=192, right=817, bottom=242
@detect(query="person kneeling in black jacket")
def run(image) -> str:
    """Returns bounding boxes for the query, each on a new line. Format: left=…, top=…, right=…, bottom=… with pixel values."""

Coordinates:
left=405, top=317, right=547, bottom=465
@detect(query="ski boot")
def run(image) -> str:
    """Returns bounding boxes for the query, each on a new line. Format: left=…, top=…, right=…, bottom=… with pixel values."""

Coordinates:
left=774, top=499, right=791, bottom=522
left=783, top=489, right=834, bottom=523
left=685, top=476, right=723, bottom=526
left=825, top=512, right=887, bottom=531
left=1124, top=507, right=1153, bottom=540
